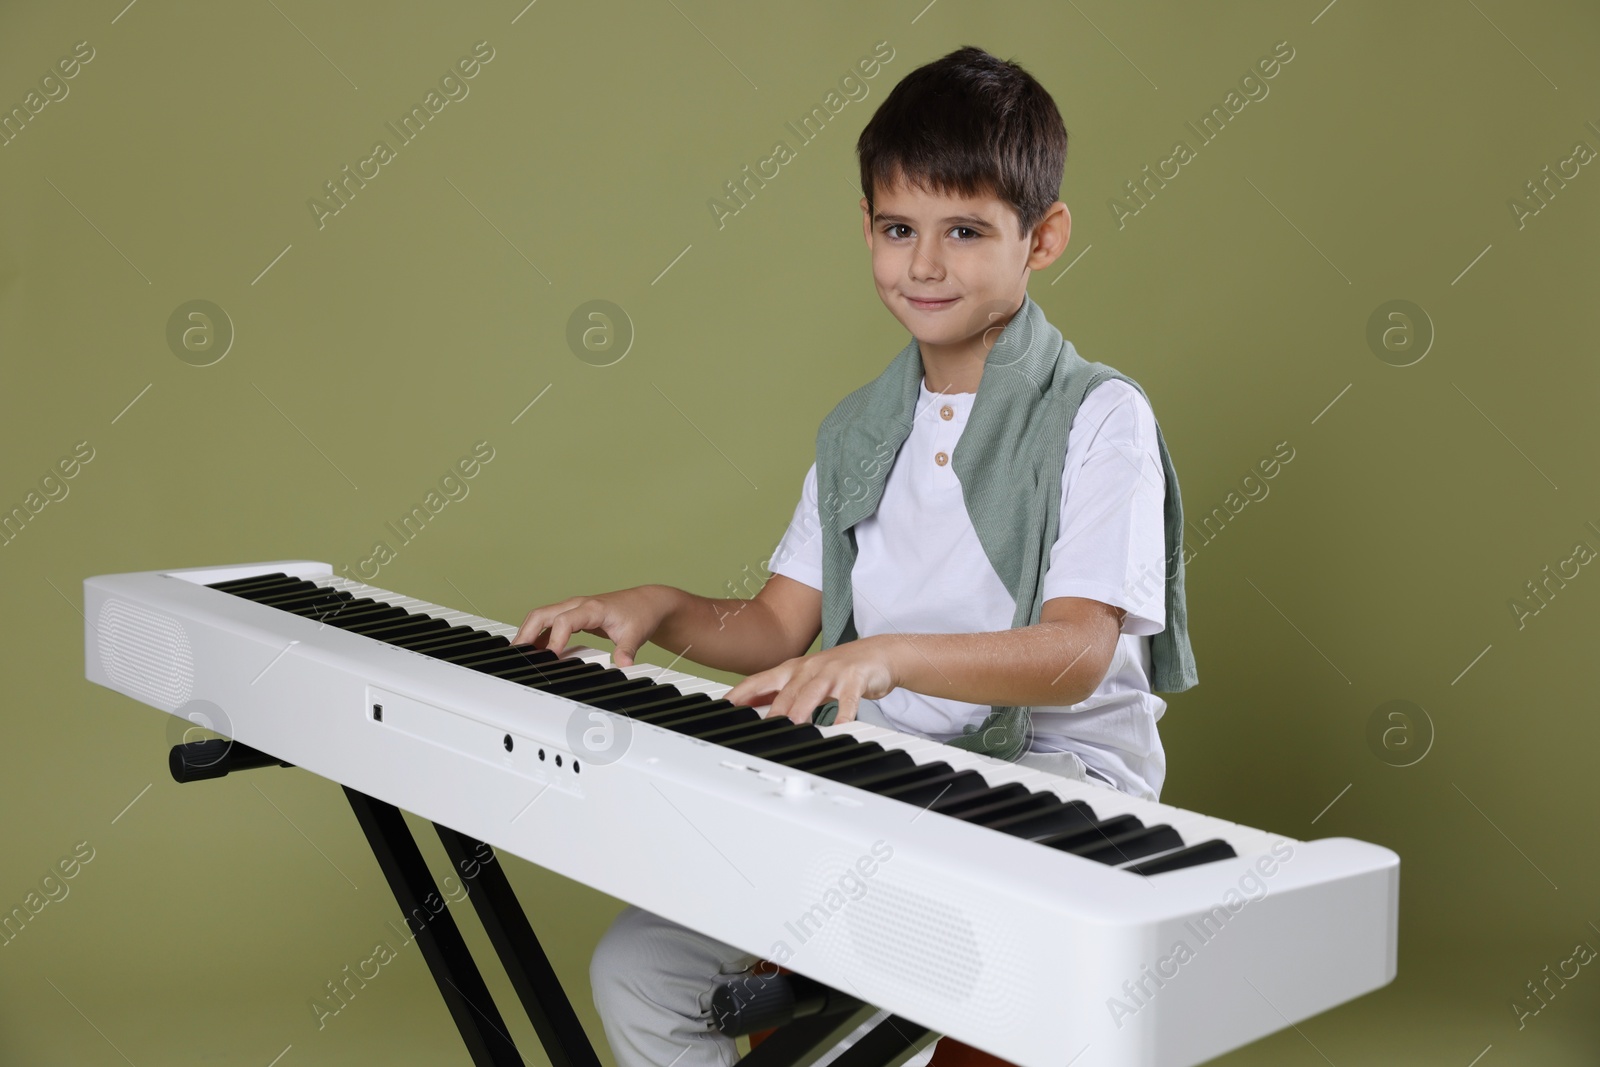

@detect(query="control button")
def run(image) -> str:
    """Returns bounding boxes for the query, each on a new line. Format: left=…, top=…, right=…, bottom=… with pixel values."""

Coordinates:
left=934, top=451, right=949, bottom=466
left=782, top=775, right=812, bottom=797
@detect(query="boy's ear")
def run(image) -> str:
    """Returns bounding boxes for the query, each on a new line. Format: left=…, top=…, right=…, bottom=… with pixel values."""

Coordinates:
left=1027, top=200, right=1072, bottom=270
left=860, top=197, right=873, bottom=249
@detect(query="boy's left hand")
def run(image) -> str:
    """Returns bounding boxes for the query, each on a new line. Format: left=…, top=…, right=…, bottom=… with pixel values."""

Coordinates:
left=724, top=636, right=899, bottom=725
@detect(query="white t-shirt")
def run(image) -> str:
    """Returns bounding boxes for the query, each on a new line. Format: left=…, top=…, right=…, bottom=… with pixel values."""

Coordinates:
left=767, top=376, right=1170, bottom=802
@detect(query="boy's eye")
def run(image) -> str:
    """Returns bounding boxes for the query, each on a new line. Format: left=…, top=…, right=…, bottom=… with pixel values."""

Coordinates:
left=882, top=224, right=981, bottom=240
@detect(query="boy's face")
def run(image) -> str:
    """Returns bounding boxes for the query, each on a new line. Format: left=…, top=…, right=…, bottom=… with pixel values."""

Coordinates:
left=860, top=174, right=1070, bottom=358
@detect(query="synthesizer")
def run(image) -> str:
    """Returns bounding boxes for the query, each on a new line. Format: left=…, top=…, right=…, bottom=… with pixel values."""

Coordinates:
left=83, top=561, right=1398, bottom=1067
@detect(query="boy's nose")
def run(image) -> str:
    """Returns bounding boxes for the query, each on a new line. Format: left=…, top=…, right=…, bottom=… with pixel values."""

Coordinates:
left=907, top=244, right=944, bottom=279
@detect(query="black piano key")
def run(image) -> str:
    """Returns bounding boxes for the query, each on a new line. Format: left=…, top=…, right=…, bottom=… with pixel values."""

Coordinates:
left=268, top=596, right=369, bottom=621
left=343, top=614, right=445, bottom=639
left=307, top=602, right=406, bottom=626
left=418, top=635, right=508, bottom=660
left=932, top=782, right=1030, bottom=815
left=248, top=583, right=340, bottom=605
left=366, top=621, right=457, bottom=645
left=1037, top=814, right=1144, bottom=851
left=551, top=676, right=658, bottom=703
left=337, top=616, right=435, bottom=640
left=404, top=629, right=500, bottom=655
left=359, top=612, right=446, bottom=635
left=224, top=579, right=317, bottom=601
left=254, top=587, right=354, bottom=609
left=726, top=728, right=848, bottom=762
left=298, top=597, right=381, bottom=620
left=603, top=688, right=706, bottom=717
left=229, top=584, right=320, bottom=605
left=985, top=800, right=1099, bottom=839
left=633, top=698, right=736, bottom=722
left=811, top=750, right=917, bottom=786
left=590, top=684, right=683, bottom=713
left=784, top=742, right=886, bottom=772
left=480, top=658, right=595, bottom=688
left=554, top=671, right=657, bottom=697
left=244, top=591, right=348, bottom=617
left=685, top=718, right=802, bottom=749
left=628, top=695, right=720, bottom=721
left=947, top=792, right=1059, bottom=826
left=759, top=733, right=862, bottom=763
left=877, top=769, right=988, bottom=807
left=1071, top=825, right=1185, bottom=865
left=206, top=572, right=294, bottom=593
left=1123, top=839, right=1238, bottom=876
left=723, top=724, right=826, bottom=758
left=688, top=715, right=795, bottom=742
left=739, top=733, right=859, bottom=764
left=862, top=759, right=953, bottom=790
left=653, top=709, right=758, bottom=736
left=404, top=624, right=492, bottom=647
left=492, top=663, right=598, bottom=690
left=849, top=761, right=953, bottom=792
left=536, top=667, right=624, bottom=696
left=455, top=645, right=559, bottom=669
left=444, top=645, right=530, bottom=668
left=389, top=625, right=479, bottom=649
left=467, top=657, right=564, bottom=682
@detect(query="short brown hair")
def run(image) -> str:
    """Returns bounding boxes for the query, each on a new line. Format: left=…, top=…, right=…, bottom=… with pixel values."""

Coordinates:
left=856, top=45, right=1068, bottom=238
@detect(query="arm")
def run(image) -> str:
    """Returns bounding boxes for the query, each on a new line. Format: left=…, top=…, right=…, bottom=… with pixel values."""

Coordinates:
left=513, top=573, right=821, bottom=678
left=648, top=574, right=822, bottom=676
left=876, top=595, right=1124, bottom=708
left=723, top=595, right=1125, bottom=724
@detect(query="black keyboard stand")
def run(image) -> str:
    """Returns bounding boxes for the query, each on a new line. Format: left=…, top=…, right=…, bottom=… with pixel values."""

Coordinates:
left=169, top=739, right=931, bottom=1067
left=170, top=739, right=602, bottom=1067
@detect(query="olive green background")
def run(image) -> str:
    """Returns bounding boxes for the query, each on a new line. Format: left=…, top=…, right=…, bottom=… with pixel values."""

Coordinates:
left=2, top=0, right=1597, bottom=1064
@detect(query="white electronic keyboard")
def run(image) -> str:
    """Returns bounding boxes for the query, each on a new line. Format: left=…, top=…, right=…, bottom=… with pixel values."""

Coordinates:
left=84, top=561, right=1398, bottom=1067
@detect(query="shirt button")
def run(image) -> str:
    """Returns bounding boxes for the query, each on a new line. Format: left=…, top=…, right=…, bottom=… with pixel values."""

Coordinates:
left=934, top=451, right=949, bottom=466
left=939, top=405, right=954, bottom=421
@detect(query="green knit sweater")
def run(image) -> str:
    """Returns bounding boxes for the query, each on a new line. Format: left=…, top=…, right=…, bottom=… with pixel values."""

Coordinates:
left=808, top=292, right=1197, bottom=762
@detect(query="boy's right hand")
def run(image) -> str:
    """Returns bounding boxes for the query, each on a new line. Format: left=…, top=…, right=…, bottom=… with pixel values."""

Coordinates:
left=512, top=586, right=674, bottom=667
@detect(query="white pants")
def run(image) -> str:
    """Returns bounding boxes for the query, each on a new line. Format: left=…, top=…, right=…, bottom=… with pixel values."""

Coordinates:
left=588, top=700, right=1109, bottom=1067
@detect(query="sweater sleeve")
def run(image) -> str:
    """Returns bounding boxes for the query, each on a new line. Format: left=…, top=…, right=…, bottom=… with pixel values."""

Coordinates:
left=1039, top=379, right=1167, bottom=636
left=766, top=462, right=824, bottom=592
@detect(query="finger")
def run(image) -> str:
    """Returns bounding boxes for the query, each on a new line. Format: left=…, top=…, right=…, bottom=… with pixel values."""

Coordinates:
left=546, top=609, right=584, bottom=658
left=726, top=667, right=784, bottom=711
left=610, top=624, right=648, bottom=668
left=780, top=676, right=837, bottom=726
left=834, top=687, right=860, bottom=725
left=514, top=598, right=578, bottom=646
left=514, top=609, right=547, bottom=646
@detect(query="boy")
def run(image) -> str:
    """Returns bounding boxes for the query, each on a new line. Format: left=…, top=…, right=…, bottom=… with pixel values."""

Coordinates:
left=514, top=44, right=1195, bottom=1067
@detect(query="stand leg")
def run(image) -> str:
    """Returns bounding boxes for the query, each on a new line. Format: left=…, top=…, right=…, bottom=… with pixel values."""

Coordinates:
left=828, top=1016, right=938, bottom=1067
left=738, top=1004, right=882, bottom=1067
left=435, top=824, right=602, bottom=1067
left=344, top=787, right=524, bottom=1067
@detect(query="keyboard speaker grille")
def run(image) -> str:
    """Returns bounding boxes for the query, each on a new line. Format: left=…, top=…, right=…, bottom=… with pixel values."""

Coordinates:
left=797, top=849, right=1029, bottom=1033
left=96, top=597, right=195, bottom=710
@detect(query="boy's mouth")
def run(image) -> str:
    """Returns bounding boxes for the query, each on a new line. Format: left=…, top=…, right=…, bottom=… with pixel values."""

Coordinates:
left=904, top=294, right=958, bottom=311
